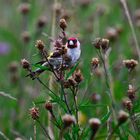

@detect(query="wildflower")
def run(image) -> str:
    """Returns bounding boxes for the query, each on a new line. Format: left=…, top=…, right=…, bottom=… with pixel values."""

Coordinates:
left=18, top=3, right=30, bottom=15
left=59, top=19, right=67, bottom=30
left=29, top=107, right=39, bottom=120
left=35, top=40, right=45, bottom=51
left=21, top=59, right=30, bottom=69
left=0, top=42, right=10, bottom=55
left=89, top=118, right=101, bottom=132
left=62, top=114, right=76, bottom=127
left=91, top=58, right=99, bottom=69
left=123, top=59, right=138, bottom=71
left=118, top=110, right=129, bottom=125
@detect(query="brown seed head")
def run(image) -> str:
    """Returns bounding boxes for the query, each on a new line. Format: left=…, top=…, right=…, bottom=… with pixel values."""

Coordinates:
left=29, top=107, right=39, bottom=120
left=59, top=19, right=67, bottom=30
left=123, top=59, right=138, bottom=71
left=62, top=114, right=76, bottom=127
left=53, top=2, right=62, bottom=15
left=21, top=59, right=30, bottom=69
left=73, top=69, right=83, bottom=84
left=21, top=31, right=30, bottom=43
left=92, top=38, right=102, bottom=49
left=45, top=102, right=53, bottom=111
left=118, top=110, right=129, bottom=125
left=101, top=38, right=109, bottom=51
left=18, top=3, right=30, bottom=15
left=68, top=78, right=77, bottom=87
left=37, top=16, right=47, bottom=28
left=91, top=58, right=99, bottom=69
left=35, top=40, right=45, bottom=51
left=89, top=118, right=101, bottom=131
left=61, top=10, right=71, bottom=21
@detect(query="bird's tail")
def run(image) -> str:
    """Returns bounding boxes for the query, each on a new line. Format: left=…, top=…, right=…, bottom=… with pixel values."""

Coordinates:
left=26, top=69, right=45, bottom=80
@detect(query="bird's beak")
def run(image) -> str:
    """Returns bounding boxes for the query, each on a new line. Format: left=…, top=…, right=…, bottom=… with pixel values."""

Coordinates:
left=69, top=40, right=74, bottom=45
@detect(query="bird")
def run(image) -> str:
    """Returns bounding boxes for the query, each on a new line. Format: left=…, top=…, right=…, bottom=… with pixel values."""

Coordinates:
left=28, top=37, right=81, bottom=79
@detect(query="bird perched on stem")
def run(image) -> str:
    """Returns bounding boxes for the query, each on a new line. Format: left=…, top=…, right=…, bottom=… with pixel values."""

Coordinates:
left=27, top=37, right=81, bottom=79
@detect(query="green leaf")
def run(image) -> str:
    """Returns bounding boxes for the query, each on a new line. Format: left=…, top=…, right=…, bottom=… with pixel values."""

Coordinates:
left=33, top=63, right=51, bottom=71
left=101, top=110, right=111, bottom=124
left=66, top=62, right=79, bottom=79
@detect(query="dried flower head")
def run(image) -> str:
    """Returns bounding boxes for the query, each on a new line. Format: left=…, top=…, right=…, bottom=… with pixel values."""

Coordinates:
left=127, top=84, right=136, bottom=101
left=29, top=107, right=39, bottom=120
left=9, top=61, right=18, bottom=73
left=123, top=99, right=133, bottom=111
left=118, top=110, right=129, bottom=124
left=91, top=58, right=99, bottom=69
left=37, top=16, right=47, bottom=28
left=92, top=38, right=109, bottom=51
left=89, top=118, right=101, bottom=131
left=18, top=3, right=30, bottom=15
left=123, top=59, right=138, bottom=71
left=45, top=102, right=53, bottom=111
left=62, top=114, right=76, bottom=127
left=21, top=31, right=30, bottom=43
left=73, top=69, right=83, bottom=84
left=53, top=2, right=62, bottom=15
left=80, top=0, right=91, bottom=7
left=21, top=59, right=30, bottom=69
left=59, top=19, right=67, bottom=30
left=68, top=78, right=77, bottom=87
left=35, top=40, right=45, bottom=51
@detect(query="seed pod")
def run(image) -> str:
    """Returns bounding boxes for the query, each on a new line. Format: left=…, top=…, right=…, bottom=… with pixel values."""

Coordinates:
left=123, top=59, right=138, bottom=71
left=91, top=58, right=99, bottom=69
left=37, top=16, right=47, bottom=28
left=123, top=99, right=133, bottom=111
left=21, top=31, right=30, bottom=43
left=73, top=69, right=83, bottom=84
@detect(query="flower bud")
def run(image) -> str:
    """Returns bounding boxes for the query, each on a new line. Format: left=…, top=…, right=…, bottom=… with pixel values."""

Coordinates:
left=45, top=102, right=53, bottom=111
left=18, top=3, right=30, bottom=15
left=29, top=107, right=39, bottom=120
left=118, top=110, right=129, bottom=125
left=62, top=114, right=76, bottom=127
left=35, top=40, right=45, bottom=51
left=59, top=19, right=67, bottom=30
left=21, top=59, right=30, bottom=69
left=89, top=118, right=101, bottom=132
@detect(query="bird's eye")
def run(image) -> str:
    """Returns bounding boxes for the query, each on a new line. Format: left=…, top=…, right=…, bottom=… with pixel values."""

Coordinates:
left=73, top=40, right=77, bottom=44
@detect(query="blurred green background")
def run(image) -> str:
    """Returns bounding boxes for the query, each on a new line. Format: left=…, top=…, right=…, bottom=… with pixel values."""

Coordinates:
left=0, top=0, right=140, bottom=139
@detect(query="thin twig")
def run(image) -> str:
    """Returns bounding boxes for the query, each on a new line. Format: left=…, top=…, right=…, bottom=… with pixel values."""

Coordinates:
left=0, top=131, right=10, bottom=140
left=33, top=120, right=36, bottom=140
left=0, top=91, right=17, bottom=101
left=120, top=0, right=140, bottom=61
left=36, top=119, right=52, bottom=140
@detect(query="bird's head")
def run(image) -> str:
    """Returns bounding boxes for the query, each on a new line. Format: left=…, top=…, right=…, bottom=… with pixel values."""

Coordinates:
left=67, top=37, right=80, bottom=49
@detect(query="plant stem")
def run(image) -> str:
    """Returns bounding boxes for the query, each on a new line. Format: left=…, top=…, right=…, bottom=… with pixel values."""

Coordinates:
left=33, top=120, right=36, bottom=140
left=36, top=119, right=52, bottom=140
left=60, top=82, right=72, bottom=114
left=120, top=0, right=140, bottom=61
